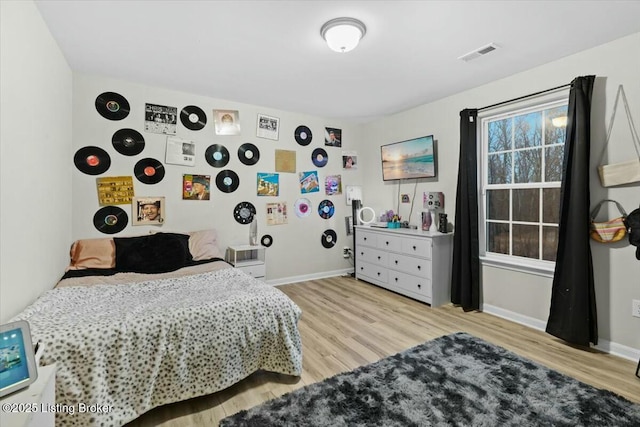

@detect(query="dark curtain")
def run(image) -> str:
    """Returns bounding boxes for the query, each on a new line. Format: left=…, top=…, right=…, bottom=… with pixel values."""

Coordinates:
left=546, top=75, right=597, bottom=346
left=451, top=109, right=480, bottom=310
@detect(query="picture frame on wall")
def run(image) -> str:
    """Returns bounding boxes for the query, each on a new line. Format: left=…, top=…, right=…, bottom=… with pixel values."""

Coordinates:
left=256, top=113, right=280, bottom=140
left=132, top=196, right=165, bottom=225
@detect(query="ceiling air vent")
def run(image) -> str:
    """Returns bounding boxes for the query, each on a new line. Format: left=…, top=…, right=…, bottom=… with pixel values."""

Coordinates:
left=457, top=43, right=499, bottom=62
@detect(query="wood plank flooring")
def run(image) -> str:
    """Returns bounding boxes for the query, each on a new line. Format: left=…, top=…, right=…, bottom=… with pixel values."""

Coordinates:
left=128, top=275, right=640, bottom=426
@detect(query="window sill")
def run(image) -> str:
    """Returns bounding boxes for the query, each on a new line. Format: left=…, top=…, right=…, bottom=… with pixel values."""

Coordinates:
left=480, top=255, right=555, bottom=278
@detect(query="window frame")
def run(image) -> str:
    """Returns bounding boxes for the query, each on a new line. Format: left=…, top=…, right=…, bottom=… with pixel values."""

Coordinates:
left=478, top=93, right=569, bottom=278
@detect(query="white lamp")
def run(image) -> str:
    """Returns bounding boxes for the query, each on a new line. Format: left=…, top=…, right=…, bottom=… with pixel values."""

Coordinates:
left=320, top=17, right=367, bottom=53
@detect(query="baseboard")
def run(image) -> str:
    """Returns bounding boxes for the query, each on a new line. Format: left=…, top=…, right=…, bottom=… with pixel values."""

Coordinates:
left=482, top=304, right=640, bottom=362
left=267, top=268, right=354, bottom=287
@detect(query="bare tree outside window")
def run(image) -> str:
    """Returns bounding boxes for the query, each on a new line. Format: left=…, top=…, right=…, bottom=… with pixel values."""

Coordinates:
left=483, top=102, right=568, bottom=264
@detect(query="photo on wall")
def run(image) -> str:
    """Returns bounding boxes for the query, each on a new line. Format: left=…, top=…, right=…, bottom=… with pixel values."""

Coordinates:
left=342, top=151, right=357, bottom=169
left=144, top=103, right=177, bottom=135
left=183, top=174, right=211, bottom=200
left=257, top=173, right=279, bottom=196
left=299, top=171, right=320, bottom=194
left=324, top=127, right=342, bottom=147
left=133, top=197, right=165, bottom=225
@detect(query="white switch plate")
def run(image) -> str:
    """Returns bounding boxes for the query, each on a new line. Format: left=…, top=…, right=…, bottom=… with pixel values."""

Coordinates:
left=632, top=300, right=640, bottom=318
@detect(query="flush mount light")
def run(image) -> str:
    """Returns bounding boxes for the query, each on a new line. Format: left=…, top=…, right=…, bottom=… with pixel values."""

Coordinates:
left=320, top=17, right=366, bottom=53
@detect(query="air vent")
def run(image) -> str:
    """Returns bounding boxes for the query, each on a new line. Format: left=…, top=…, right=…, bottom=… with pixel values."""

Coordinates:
left=458, top=43, right=499, bottom=62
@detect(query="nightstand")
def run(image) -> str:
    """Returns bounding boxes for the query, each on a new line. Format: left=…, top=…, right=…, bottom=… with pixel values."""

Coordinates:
left=225, top=245, right=266, bottom=281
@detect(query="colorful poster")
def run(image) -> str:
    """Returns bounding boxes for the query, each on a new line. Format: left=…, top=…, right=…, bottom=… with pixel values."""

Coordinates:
left=257, top=173, right=279, bottom=196
left=145, top=103, right=177, bottom=135
left=96, top=176, right=134, bottom=206
left=299, top=171, right=320, bottom=194
left=132, top=197, right=165, bottom=225
left=325, top=175, right=342, bottom=195
left=266, top=202, right=288, bottom=225
left=183, top=174, right=211, bottom=200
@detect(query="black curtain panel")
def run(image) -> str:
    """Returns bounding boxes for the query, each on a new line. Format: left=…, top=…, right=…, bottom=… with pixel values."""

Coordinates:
left=546, top=75, right=597, bottom=347
left=451, top=109, right=480, bottom=311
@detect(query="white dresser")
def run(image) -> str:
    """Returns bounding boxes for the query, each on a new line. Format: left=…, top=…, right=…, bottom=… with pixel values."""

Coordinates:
left=354, top=225, right=453, bottom=306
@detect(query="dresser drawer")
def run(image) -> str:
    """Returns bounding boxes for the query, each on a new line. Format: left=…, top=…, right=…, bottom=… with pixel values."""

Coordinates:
left=357, top=260, right=388, bottom=283
left=376, top=234, right=402, bottom=252
left=358, top=247, right=388, bottom=266
left=237, top=263, right=265, bottom=280
left=356, top=230, right=377, bottom=247
left=389, top=253, right=431, bottom=279
left=388, top=270, right=432, bottom=299
left=401, top=237, right=432, bottom=258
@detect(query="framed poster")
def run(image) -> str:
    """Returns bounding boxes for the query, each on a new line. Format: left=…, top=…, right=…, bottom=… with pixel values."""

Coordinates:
left=132, top=197, right=165, bottom=225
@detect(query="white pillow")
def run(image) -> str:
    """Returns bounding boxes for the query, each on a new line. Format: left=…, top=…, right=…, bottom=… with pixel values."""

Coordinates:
left=188, top=229, right=222, bottom=261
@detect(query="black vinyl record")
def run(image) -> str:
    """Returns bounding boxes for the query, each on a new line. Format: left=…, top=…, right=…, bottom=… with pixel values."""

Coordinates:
left=215, top=169, right=240, bottom=193
left=312, top=148, right=328, bottom=167
left=205, top=144, right=230, bottom=167
left=95, top=92, right=130, bottom=121
left=234, top=202, right=256, bottom=224
left=318, top=199, right=335, bottom=219
left=74, top=146, right=111, bottom=175
left=134, top=158, right=165, bottom=184
left=238, top=143, right=260, bottom=165
left=261, top=234, right=273, bottom=248
left=321, top=229, right=337, bottom=248
left=294, top=125, right=312, bottom=146
left=112, top=128, right=145, bottom=156
left=180, top=105, right=207, bottom=131
left=93, top=206, right=128, bottom=234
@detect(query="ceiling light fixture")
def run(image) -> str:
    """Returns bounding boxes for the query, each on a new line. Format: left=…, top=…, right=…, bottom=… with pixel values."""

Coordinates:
left=320, top=17, right=366, bottom=53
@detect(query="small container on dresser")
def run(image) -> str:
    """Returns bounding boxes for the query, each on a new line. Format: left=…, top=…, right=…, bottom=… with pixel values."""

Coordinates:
left=354, top=225, right=453, bottom=306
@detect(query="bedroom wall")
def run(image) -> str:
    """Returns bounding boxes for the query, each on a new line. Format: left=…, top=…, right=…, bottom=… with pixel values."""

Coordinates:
left=359, top=32, right=640, bottom=357
left=0, top=0, right=73, bottom=322
left=71, top=74, right=363, bottom=283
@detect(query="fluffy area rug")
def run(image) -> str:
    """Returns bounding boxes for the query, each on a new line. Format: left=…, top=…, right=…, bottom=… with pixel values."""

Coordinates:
left=219, top=332, right=640, bottom=426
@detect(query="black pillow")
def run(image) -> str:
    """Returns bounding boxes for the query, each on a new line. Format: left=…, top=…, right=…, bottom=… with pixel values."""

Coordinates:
left=114, top=233, right=192, bottom=274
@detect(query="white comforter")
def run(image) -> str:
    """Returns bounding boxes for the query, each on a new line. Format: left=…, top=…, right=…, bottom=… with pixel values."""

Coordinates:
left=14, top=267, right=303, bottom=427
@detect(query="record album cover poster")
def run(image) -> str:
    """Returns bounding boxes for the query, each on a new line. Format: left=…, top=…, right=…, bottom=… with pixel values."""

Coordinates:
left=342, top=151, right=357, bottom=169
left=275, top=149, right=296, bottom=173
left=266, top=202, right=288, bottom=225
left=213, top=109, right=241, bottom=135
left=257, top=173, right=279, bottom=196
left=183, top=174, right=211, bottom=200
left=256, top=113, right=280, bottom=140
left=96, top=176, right=135, bottom=206
left=299, top=171, right=319, bottom=194
left=324, top=127, right=342, bottom=147
left=345, top=185, right=363, bottom=206
left=145, top=103, right=177, bottom=135
left=325, top=175, right=342, bottom=195
left=165, top=136, right=196, bottom=166
left=133, top=197, right=165, bottom=225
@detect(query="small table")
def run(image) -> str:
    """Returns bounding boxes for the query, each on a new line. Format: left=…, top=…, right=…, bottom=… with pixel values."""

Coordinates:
left=225, top=245, right=266, bottom=281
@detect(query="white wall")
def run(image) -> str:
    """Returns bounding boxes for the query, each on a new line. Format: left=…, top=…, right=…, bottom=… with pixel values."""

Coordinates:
left=360, top=33, right=640, bottom=355
left=72, top=74, right=363, bottom=282
left=0, top=0, right=73, bottom=322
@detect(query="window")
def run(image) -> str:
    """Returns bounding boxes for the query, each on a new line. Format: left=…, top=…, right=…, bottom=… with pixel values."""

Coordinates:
left=480, top=99, right=568, bottom=273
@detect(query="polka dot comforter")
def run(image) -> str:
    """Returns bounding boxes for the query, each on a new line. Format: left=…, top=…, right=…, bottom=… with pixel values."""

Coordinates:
left=14, top=267, right=303, bottom=427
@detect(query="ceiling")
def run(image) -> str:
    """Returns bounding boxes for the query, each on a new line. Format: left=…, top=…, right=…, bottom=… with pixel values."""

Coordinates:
left=35, top=1, right=640, bottom=122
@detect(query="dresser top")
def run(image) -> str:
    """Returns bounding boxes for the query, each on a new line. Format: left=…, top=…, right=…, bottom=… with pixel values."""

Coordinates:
left=355, top=225, right=453, bottom=239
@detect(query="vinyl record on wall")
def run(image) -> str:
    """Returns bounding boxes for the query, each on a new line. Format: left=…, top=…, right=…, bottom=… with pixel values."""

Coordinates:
left=93, top=206, right=128, bottom=234
left=233, top=201, right=256, bottom=224
left=74, top=146, right=111, bottom=175
left=294, top=198, right=312, bottom=218
left=215, top=169, right=240, bottom=193
left=205, top=144, right=230, bottom=168
left=261, top=234, right=273, bottom=247
left=180, top=105, right=207, bottom=131
left=95, top=91, right=130, bottom=121
left=112, top=128, right=145, bottom=156
left=294, top=125, right=312, bottom=146
left=321, top=229, right=337, bottom=248
left=134, top=158, right=165, bottom=184
left=238, top=143, right=260, bottom=165
left=318, top=199, right=335, bottom=219
left=312, top=148, right=328, bottom=167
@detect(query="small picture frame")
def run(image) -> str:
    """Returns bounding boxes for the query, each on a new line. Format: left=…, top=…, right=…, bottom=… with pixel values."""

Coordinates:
left=257, top=113, right=280, bottom=140
left=132, top=197, right=165, bottom=225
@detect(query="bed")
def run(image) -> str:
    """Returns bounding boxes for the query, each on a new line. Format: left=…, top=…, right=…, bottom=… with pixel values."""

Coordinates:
left=12, top=230, right=303, bottom=427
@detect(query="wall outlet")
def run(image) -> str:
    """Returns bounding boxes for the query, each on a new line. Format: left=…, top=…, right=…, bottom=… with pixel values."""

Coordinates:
left=343, top=247, right=350, bottom=258
left=633, top=300, right=640, bottom=318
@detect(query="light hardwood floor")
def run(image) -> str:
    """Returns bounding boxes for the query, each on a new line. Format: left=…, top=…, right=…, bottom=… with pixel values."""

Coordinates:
left=129, top=275, right=640, bottom=426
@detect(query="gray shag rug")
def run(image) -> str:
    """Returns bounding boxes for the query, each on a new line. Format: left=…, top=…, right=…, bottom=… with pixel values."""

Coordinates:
left=219, top=332, right=640, bottom=427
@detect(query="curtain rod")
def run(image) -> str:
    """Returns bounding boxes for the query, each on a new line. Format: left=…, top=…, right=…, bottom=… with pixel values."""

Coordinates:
left=477, top=82, right=572, bottom=112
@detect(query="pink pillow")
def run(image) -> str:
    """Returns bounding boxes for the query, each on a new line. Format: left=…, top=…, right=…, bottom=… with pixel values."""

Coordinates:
left=67, top=238, right=116, bottom=270
left=188, top=229, right=222, bottom=261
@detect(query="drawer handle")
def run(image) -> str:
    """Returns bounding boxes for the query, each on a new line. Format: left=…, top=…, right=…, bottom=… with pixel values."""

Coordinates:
left=360, top=267, right=364, bottom=270
left=377, top=272, right=381, bottom=276
left=386, top=241, right=389, bottom=245
left=417, top=265, right=421, bottom=270
left=377, top=256, right=381, bottom=260
left=364, top=237, right=367, bottom=241
left=412, top=245, right=417, bottom=250
left=394, top=260, right=398, bottom=265
left=417, top=284, right=422, bottom=289
left=394, top=277, right=398, bottom=282
left=361, top=252, right=364, bottom=256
